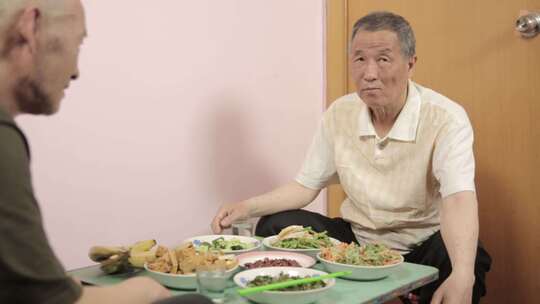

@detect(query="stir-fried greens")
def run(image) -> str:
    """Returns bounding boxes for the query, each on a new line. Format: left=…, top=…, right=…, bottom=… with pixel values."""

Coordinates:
left=320, top=242, right=402, bottom=266
left=272, top=226, right=332, bottom=249
left=198, top=237, right=254, bottom=251
left=247, top=272, right=326, bottom=291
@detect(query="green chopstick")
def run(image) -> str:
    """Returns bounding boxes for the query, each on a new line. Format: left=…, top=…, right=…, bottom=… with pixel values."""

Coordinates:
left=237, top=271, right=352, bottom=296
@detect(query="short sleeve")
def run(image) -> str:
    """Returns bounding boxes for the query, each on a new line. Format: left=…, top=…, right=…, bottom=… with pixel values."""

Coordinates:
left=432, top=115, right=476, bottom=198
left=0, top=125, right=82, bottom=303
left=295, top=116, right=337, bottom=190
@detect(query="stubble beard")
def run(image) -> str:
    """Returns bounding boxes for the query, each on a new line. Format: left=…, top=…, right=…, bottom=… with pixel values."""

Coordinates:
left=14, top=74, right=56, bottom=115
left=12, top=37, right=64, bottom=116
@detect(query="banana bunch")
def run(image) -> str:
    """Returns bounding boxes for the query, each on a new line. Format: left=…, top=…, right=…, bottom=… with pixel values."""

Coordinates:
left=89, top=239, right=157, bottom=274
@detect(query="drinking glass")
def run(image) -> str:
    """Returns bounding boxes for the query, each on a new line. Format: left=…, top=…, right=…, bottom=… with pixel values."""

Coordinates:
left=196, top=265, right=228, bottom=303
left=231, top=220, right=254, bottom=237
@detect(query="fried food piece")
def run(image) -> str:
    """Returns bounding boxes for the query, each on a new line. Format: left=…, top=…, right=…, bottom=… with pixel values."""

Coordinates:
left=155, top=245, right=168, bottom=258
left=168, top=248, right=179, bottom=274
left=147, top=243, right=237, bottom=275
left=147, top=259, right=172, bottom=273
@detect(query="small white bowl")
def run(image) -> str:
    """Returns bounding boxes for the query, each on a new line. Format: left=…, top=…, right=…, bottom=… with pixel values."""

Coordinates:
left=237, top=251, right=316, bottom=269
left=233, top=267, right=335, bottom=304
left=182, top=235, right=261, bottom=254
left=262, top=235, right=341, bottom=259
left=144, top=262, right=239, bottom=290
left=316, top=252, right=404, bottom=280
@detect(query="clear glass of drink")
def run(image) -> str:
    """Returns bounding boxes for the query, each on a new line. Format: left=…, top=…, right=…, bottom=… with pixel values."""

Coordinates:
left=231, top=220, right=254, bottom=237
left=196, top=265, right=228, bottom=303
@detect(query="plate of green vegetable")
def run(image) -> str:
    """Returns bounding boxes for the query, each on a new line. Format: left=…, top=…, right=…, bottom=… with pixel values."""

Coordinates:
left=317, top=242, right=404, bottom=280
left=183, top=235, right=261, bottom=254
left=262, top=226, right=341, bottom=258
left=233, top=267, right=335, bottom=304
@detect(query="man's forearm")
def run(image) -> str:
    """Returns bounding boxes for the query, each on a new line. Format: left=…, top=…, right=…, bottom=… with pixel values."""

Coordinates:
left=440, top=191, right=479, bottom=275
left=247, top=181, right=321, bottom=217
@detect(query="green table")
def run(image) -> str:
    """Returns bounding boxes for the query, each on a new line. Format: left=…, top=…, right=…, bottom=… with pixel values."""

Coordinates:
left=68, top=262, right=437, bottom=304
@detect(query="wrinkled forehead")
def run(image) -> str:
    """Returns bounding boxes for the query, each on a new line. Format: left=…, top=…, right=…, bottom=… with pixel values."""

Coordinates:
left=351, top=30, right=401, bottom=52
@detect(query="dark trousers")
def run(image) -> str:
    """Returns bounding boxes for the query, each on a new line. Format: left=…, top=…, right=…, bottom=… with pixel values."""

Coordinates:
left=256, top=209, right=492, bottom=304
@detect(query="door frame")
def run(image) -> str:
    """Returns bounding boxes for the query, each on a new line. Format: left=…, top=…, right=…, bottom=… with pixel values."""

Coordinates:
left=325, top=0, right=348, bottom=217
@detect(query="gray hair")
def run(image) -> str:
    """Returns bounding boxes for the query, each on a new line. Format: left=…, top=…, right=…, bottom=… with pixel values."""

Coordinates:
left=351, top=11, right=416, bottom=58
left=0, top=0, right=75, bottom=57
left=0, top=0, right=71, bottom=28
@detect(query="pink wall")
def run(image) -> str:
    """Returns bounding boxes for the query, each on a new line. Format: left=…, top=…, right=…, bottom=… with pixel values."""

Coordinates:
left=16, top=0, right=326, bottom=269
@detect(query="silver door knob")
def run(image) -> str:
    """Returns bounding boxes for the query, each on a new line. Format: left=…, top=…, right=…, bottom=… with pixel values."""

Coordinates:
left=516, top=12, right=540, bottom=38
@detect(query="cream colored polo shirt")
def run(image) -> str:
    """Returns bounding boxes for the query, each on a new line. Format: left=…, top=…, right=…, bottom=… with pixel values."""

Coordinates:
left=296, top=81, right=476, bottom=252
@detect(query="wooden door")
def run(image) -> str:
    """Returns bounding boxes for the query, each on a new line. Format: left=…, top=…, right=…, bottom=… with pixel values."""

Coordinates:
left=326, top=1, right=540, bottom=303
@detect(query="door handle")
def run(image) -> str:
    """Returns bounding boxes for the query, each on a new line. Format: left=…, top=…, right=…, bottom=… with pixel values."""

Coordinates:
left=516, top=12, right=540, bottom=38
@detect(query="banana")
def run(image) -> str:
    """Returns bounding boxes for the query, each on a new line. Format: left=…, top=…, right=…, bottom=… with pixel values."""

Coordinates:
left=128, top=250, right=157, bottom=268
left=89, top=239, right=158, bottom=274
left=130, top=239, right=157, bottom=254
left=99, top=252, right=131, bottom=274
left=89, top=246, right=128, bottom=262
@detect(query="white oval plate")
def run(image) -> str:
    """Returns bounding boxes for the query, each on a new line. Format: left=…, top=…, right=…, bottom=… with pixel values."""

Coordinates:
left=144, top=262, right=239, bottom=290
left=317, top=252, right=404, bottom=280
left=262, top=235, right=341, bottom=258
left=236, top=251, right=316, bottom=269
left=233, top=266, right=335, bottom=304
left=182, top=235, right=261, bottom=254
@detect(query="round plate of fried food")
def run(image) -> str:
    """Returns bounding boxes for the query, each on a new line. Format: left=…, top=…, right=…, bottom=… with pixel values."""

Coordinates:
left=144, top=243, right=238, bottom=289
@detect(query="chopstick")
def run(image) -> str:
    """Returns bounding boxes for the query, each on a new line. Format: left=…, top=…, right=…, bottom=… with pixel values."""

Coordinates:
left=237, top=271, right=351, bottom=296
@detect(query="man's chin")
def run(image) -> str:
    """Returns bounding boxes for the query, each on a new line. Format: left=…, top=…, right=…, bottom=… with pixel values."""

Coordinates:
left=17, top=101, right=58, bottom=115
left=41, top=107, right=60, bottom=116
left=43, top=98, right=61, bottom=115
left=359, top=93, right=384, bottom=106
left=14, top=79, right=60, bottom=115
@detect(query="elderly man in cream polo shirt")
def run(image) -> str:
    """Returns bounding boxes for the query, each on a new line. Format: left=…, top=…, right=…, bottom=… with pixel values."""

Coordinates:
left=211, top=11, right=491, bottom=304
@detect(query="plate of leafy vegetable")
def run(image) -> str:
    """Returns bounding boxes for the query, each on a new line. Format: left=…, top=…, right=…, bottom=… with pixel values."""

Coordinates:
left=317, top=242, right=404, bottom=280
left=183, top=235, right=261, bottom=254
left=263, top=226, right=341, bottom=258
left=233, top=267, right=335, bottom=304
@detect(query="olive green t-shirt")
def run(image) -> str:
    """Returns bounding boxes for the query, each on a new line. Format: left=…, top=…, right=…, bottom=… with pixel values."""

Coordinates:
left=0, top=108, right=82, bottom=303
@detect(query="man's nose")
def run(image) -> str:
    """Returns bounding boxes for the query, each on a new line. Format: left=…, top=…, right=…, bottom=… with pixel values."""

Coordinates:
left=363, top=61, right=378, bottom=82
left=71, top=66, right=80, bottom=81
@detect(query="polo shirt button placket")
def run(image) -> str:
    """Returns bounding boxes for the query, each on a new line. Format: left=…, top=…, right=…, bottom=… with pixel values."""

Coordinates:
left=375, top=140, right=387, bottom=159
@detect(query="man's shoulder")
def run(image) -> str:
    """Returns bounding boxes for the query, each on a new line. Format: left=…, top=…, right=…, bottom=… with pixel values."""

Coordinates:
left=0, top=121, right=30, bottom=161
left=331, top=92, right=360, bottom=105
left=321, top=93, right=363, bottom=134
left=414, top=82, right=470, bottom=125
left=327, top=92, right=363, bottom=114
left=0, top=106, right=30, bottom=158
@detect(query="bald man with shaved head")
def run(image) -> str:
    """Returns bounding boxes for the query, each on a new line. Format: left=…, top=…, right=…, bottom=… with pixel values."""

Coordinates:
left=0, top=1, right=211, bottom=303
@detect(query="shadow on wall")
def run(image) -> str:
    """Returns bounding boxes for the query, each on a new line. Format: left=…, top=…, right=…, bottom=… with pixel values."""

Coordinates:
left=208, top=93, right=280, bottom=205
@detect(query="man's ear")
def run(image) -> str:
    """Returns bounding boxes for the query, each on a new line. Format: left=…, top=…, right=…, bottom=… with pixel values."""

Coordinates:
left=15, top=6, right=41, bottom=54
left=408, top=55, right=417, bottom=70
left=407, top=55, right=417, bottom=77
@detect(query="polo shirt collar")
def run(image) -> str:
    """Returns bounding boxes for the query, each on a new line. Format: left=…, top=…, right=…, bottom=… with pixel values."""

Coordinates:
left=357, top=80, right=421, bottom=142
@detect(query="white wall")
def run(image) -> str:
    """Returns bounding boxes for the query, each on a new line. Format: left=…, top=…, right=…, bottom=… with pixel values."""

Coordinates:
left=16, top=0, right=326, bottom=269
